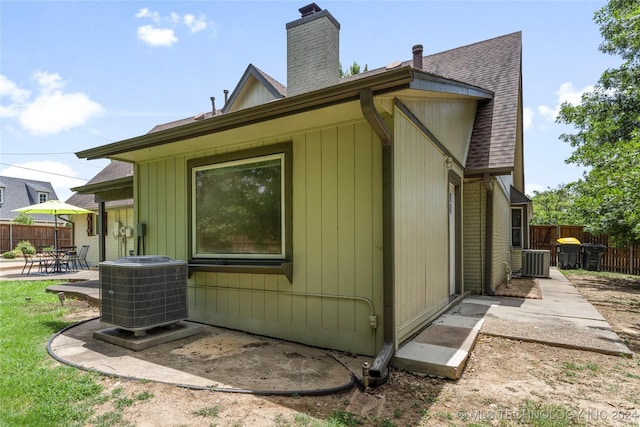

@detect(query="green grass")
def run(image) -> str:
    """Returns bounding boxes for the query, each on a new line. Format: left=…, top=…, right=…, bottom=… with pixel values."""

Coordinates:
left=560, top=268, right=639, bottom=281
left=192, top=405, right=221, bottom=418
left=521, top=399, right=577, bottom=427
left=0, top=280, right=104, bottom=426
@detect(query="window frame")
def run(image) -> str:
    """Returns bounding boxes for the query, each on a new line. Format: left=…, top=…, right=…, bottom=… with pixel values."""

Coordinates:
left=187, top=142, right=293, bottom=272
left=38, top=192, right=48, bottom=203
left=0, top=187, right=4, bottom=204
left=511, top=207, right=523, bottom=248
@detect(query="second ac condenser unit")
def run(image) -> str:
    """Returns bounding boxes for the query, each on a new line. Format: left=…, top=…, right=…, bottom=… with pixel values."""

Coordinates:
left=521, top=250, right=550, bottom=278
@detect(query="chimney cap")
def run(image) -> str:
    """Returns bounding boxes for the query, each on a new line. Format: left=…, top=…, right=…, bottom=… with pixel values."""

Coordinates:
left=299, top=3, right=321, bottom=17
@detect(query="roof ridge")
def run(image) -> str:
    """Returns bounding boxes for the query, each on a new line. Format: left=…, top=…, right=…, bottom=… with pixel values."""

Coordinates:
left=423, top=31, right=522, bottom=59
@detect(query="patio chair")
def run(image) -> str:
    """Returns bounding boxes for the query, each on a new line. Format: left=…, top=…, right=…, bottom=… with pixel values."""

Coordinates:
left=21, top=253, right=44, bottom=275
left=60, top=250, right=76, bottom=272
left=68, top=245, right=90, bottom=270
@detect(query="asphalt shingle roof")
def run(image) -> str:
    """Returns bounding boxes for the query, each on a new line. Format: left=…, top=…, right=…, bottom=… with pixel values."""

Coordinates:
left=97, top=32, right=522, bottom=178
left=418, top=32, right=522, bottom=172
left=66, top=160, right=133, bottom=210
left=0, top=176, right=59, bottom=221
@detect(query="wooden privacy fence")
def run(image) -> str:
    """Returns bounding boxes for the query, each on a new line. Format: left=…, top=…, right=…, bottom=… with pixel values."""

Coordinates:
left=530, top=225, right=639, bottom=276
left=0, top=224, right=72, bottom=253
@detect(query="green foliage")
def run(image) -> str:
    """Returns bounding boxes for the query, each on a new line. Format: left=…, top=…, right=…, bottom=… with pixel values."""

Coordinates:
left=13, top=212, right=34, bottom=225
left=557, top=0, right=640, bottom=245
left=2, top=251, right=17, bottom=259
left=15, top=241, right=36, bottom=255
left=340, top=61, right=368, bottom=78
left=530, top=184, right=583, bottom=225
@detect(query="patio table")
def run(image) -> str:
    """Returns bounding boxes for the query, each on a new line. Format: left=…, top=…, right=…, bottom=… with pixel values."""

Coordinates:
left=42, top=249, right=70, bottom=273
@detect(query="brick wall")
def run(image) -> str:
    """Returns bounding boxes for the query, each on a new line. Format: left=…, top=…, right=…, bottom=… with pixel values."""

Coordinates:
left=286, top=10, right=339, bottom=97
left=463, top=180, right=485, bottom=293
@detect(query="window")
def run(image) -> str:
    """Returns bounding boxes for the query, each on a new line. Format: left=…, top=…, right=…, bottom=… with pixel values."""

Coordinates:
left=38, top=192, right=48, bottom=203
left=189, top=143, right=292, bottom=262
left=87, top=213, right=94, bottom=236
left=0, top=187, right=4, bottom=204
left=511, top=208, right=523, bottom=248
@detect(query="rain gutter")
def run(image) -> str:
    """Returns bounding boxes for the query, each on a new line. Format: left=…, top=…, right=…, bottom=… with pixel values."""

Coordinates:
left=76, top=67, right=416, bottom=160
left=360, top=88, right=394, bottom=387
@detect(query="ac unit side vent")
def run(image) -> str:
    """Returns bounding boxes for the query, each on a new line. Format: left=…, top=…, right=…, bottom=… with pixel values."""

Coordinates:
left=521, top=250, right=550, bottom=278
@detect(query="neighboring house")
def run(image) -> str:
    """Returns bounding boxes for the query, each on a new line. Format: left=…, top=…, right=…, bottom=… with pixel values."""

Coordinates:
left=77, top=4, right=530, bottom=382
left=0, top=176, right=59, bottom=225
left=67, top=160, right=134, bottom=267
left=0, top=176, right=65, bottom=252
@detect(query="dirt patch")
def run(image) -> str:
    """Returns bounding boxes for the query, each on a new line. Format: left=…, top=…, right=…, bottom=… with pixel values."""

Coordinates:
left=495, top=276, right=542, bottom=299
left=566, top=273, right=640, bottom=354
left=61, top=274, right=639, bottom=427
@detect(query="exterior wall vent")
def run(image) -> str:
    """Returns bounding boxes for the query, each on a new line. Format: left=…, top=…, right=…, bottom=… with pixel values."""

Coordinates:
left=99, top=256, right=188, bottom=336
left=521, top=249, right=550, bottom=278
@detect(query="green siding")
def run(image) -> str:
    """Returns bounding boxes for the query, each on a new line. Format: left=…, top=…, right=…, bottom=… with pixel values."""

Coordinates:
left=402, top=98, right=476, bottom=166
left=138, top=119, right=383, bottom=356
left=394, top=111, right=452, bottom=343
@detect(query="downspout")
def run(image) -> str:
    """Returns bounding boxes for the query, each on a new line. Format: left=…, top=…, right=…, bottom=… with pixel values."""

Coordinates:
left=483, top=173, right=495, bottom=295
left=98, top=201, right=106, bottom=262
left=360, top=88, right=394, bottom=387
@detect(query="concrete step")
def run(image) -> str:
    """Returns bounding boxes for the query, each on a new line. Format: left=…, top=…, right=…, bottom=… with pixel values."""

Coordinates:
left=392, top=313, right=484, bottom=379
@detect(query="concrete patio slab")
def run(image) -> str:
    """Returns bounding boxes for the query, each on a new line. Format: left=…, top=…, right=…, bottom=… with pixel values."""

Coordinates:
left=392, top=267, right=633, bottom=379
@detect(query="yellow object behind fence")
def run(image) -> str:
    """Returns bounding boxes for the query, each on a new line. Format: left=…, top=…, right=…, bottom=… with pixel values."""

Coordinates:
left=556, top=237, right=581, bottom=245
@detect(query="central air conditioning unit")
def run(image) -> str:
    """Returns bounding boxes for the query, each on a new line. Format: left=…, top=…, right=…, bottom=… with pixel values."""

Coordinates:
left=521, top=249, right=550, bottom=278
left=99, top=256, right=188, bottom=336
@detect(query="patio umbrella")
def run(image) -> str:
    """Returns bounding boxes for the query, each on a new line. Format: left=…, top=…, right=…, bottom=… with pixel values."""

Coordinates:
left=13, top=200, right=92, bottom=250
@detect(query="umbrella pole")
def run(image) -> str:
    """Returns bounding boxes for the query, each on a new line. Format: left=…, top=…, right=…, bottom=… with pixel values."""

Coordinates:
left=54, top=214, right=58, bottom=250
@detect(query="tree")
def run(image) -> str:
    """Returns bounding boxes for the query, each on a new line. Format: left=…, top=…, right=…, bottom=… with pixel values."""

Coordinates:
left=557, top=0, right=640, bottom=245
left=13, top=212, right=34, bottom=225
left=339, top=61, right=368, bottom=78
left=530, top=184, right=583, bottom=225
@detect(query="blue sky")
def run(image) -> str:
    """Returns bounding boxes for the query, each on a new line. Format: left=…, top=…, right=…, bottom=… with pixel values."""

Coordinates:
left=1, top=1, right=620, bottom=202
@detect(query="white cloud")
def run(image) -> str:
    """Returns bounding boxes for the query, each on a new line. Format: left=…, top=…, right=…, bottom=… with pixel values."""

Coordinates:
left=0, top=161, right=85, bottom=202
left=0, top=72, right=104, bottom=136
left=135, top=9, right=209, bottom=46
left=137, top=25, right=178, bottom=47
left=20, top=91, right=104, bottom=135
left=0, top=74, right=31, bottom=105
left=184, top=14, right=207, bottom=33
left=32, top=70, right=64, bottom=93
left=523, top=107, right=533, bottom=131
left=538, top=82, right=594, bottom=122
left=135, top=7, right=160, bottom=23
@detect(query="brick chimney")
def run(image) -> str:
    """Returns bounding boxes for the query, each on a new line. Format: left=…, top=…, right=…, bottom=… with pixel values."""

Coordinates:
left=286, top=3, right=340, bottom=97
